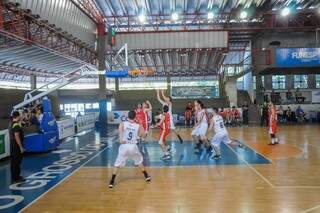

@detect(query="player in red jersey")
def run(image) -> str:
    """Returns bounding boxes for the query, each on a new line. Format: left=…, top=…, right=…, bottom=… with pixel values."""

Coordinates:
left=140, top=100, right=152, bottom=143
left=156, top=105, right=171, bottom=160
left=268, top=102, right=279, bottom=145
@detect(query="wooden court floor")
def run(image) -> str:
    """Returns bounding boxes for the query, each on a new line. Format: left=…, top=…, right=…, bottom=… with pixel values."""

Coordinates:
left=24, top=125, right=320, bottom=213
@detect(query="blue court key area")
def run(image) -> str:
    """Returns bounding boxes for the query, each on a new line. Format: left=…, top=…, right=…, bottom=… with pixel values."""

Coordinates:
left=85, top=140, right=270, bottom=168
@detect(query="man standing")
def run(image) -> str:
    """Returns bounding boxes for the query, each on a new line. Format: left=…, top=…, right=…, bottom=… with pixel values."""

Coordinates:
left=9, top=111, right=25, bottom=184
left=242, top=101, right=249, bottom=127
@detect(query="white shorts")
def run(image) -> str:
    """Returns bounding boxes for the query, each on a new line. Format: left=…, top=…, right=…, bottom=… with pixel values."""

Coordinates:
left=211, top=132, right=231, bottom=147
left=170, top=115, right=175, bottom=130
left=191, top=122, right=208, bottom=137
left=114, top=144, right=143, bottom=167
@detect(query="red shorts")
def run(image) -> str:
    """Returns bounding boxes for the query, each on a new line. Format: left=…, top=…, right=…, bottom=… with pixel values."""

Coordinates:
left=159, top=129, right=170, bottom=145
left=142, top=122, right=149, bottom=132
left=269, top=121, right=277, bottom=134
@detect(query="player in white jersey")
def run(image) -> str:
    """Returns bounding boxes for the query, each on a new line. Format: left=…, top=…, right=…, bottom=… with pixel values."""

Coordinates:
left=156, top=90, right=183, bottom=144
left=108, top=110, right=151, bottom=188
left=192, top=100, right=212, bottom=153
left=208, top=108, right=232, bottom=160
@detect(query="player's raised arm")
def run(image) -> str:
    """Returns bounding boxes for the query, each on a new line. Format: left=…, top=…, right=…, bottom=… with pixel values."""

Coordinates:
left=118, top=122, right=125, bottom=144
left=156, top=89, right=166, bottom=105
left=145, top=100, right=152, bottom=111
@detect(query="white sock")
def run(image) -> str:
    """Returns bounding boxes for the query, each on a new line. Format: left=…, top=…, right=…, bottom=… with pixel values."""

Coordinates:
left=275, top=138, right=278, bottom=143
left=271, top=138, right=275, bottom=144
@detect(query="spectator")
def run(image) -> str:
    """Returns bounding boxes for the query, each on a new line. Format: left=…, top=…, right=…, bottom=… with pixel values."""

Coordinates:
left=286, top=89, right=293, bottom=103
left=295, top=88, right=305, bottom=104
left=225, top=108, right=231, bottom=125
left=296, top=105, right=308, bottom=122
left=184, top=107, right=192, bottom=127
left=231, top=106, right=240, bottom=126
left=277, top=105, right=286, bottom=124
left=8, top=111, right=25, bottom=184
left=286, top=106, right=296, bottom=124
left=260, top=102, right=269, bottom=126
left=36, top=105, right=44, bottom=124
left=242, top=101, right=249, bottom=127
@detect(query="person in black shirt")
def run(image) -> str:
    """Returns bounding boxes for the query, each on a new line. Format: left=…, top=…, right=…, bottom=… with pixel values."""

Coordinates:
left=242, top=101, right=249, bottom=126
left=260, top=102, right=269, bottom=127
left=9, top=111, right=25, bottom=184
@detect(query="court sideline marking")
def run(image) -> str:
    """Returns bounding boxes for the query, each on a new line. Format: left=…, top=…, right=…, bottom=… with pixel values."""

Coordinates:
left=18, top=139, right=113, bottom=213
left=300, top=204, right=320, bottom=213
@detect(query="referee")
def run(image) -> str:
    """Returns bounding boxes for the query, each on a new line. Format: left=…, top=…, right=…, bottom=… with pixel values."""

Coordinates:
left=9, top=111, right=25, bottom=184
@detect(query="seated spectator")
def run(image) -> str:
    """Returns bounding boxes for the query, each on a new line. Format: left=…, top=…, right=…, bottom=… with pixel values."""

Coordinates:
left=296, top=106, right=308, bottom=122
left=184, top=107, right=192, bottom=127
left=231, top=106, right=240, bottom=126
left=36, top=105, right=44, bottom=124
left=295, top=88, right=305, bottom=104
left=218, top=108, right=226, bottom=120
left=225, top=108, right=231, bottom=125
left=277, top=106, right=286, bottom=124
left=286, top=89, right=293, bottom=103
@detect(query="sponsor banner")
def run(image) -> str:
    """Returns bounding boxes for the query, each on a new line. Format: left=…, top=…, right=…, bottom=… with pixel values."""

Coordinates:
left=171, top=86, right=217, bottom=99
left=0, top=129, right=10, bottom=160
left=275, top=48, right=320, bottom=67
left=76, top=113, right=95, bottom=132
left=312, top=90, right=320, bottom=103
left=108, top=111, right=152, bottom=124
left=57, top=118, right=75, bottom=140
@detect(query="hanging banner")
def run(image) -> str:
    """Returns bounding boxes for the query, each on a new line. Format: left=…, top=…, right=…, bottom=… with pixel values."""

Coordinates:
left=171, top=86, right=217, bottom=99
left=275, top=48, right=320, bottom=67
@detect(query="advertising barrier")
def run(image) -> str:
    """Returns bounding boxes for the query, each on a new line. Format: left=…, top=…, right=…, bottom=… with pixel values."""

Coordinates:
left=57, top=118, right=75, bottom=140
left=312, top=90, right=320, bottom=103
left=0, top=129, right=10, bottom=160
left=76, top=113, right=95, bottom=132
left=171, top=86, right=217, bottom=99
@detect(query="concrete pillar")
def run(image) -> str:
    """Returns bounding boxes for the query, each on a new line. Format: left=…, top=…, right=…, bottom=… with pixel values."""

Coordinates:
left=308, top=74, right=316, bottom=89
left=224, top=76, right=238, bottom=107
left=255, top=74, right=263, bottom=104
left=265, top=75, right=272, bottom=90
left=30, top=75, right=37, bottom=90
left=243, top=72, right=254, bottom=102
left=97, top=23, right=107, bottom=126
left=115, top=78, right=119, bottom=92
left=219, top=75, right=225, bottom=97
left=286, top=75, right=294, bottom=90
left=166, top=76, right=171, bottom=95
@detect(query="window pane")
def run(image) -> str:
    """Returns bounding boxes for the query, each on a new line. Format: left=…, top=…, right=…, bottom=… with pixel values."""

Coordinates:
left=272, top=75, right=286, bottom=89
left=107, top=102, right=112, bottom=111
left=316, top=74, right=320, bottom=88
left=294, top=75, right=308, bottom=89
left=92, top=103, right=99, bottom=109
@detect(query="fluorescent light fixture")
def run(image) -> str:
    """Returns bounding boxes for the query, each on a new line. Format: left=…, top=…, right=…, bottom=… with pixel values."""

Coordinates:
left=207, top=12, right=214, bottom=20
left=281, top=7, right=290, bottom=17
left=171, top=12, right=178, bottom=21
left=138, top=13, right=146, bottom=23
left=240, top=11, right=247, bottom=19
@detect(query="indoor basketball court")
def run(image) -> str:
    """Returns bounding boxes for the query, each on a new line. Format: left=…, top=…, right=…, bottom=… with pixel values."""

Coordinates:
left=0, top=0, right=320, bottom=213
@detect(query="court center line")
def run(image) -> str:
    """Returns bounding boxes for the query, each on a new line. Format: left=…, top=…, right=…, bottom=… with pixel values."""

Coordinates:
left=300, top=204, right=320, bottom=213
left=225, top=143, right=275, bottom=188
left=18, top=141, right=112, bottom=213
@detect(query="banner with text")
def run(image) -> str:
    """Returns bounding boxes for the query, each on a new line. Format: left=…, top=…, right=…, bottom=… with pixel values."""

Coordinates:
left=312, top=90, right=320, bottom=103
left=275, top=48, right=320, bottom=67
left=108, top=111, right=152, bottom=124
left=171, top=86, right=217, bottom=99
left=57, top=118, right=75, bottom=140
left=0, top=129, right=10, bottom=160
left=76, top=113, right=95, bottom=132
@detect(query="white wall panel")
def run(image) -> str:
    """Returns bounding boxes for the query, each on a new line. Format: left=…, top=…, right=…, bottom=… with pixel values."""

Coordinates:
left=7, top=0, right=96, bottom=47
left=115, top=31, right=228, bottom=50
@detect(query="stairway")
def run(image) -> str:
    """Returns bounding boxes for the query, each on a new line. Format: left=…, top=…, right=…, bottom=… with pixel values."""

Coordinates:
left=237, top=90, right=260, bottom=124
